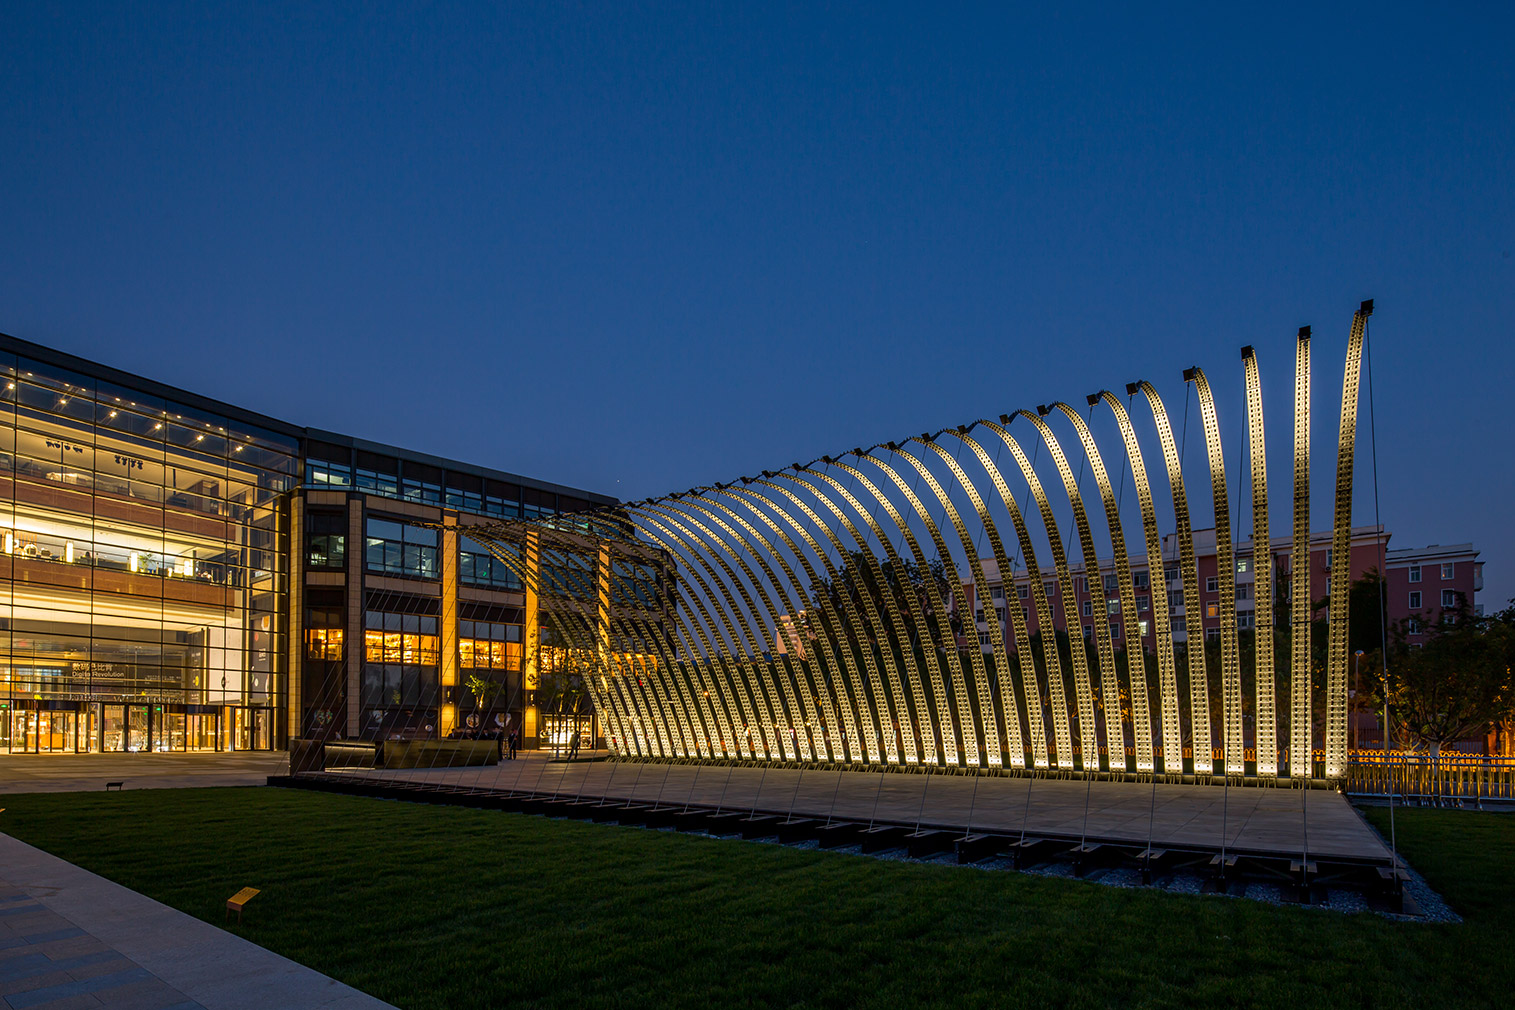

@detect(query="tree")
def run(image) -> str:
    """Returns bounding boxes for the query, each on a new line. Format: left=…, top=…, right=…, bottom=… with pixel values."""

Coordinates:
left=1381, top=601, right=1515, bottom=757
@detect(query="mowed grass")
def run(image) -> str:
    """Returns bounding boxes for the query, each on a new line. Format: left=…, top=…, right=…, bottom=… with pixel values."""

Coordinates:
left=0, top=789, right=1508, bottom=1010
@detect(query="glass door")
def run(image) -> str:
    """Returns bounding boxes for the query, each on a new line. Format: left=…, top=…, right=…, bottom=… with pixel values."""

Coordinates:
left=126, top=706, right=149, bottom=752
left=188, top=711, right=219, bottom=751
left=38, top=711, right=75, bottom=753
left=103, top=705, right=126, bottom=751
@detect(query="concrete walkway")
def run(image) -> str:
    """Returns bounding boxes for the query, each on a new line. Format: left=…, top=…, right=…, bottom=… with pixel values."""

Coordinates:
left=0, top=755, right=287, bottom=795
left=0, top=834, right=394, bottom=1010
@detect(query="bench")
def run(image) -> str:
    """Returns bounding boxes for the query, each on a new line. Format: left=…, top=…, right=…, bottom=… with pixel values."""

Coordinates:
left=105, top=782, right=123, bottom=791
left=226, top=887, right=260, bottom=923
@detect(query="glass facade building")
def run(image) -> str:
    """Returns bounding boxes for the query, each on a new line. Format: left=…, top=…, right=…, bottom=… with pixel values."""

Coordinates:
left=0, top=331, right=616, bottom=755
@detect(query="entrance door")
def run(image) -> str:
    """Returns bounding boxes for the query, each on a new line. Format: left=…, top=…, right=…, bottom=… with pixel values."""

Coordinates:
left=38, top=711, right=75, bottom=753
left=126, top=706, right=149, bottom=752
left=103, top=705, right=126, bottom=751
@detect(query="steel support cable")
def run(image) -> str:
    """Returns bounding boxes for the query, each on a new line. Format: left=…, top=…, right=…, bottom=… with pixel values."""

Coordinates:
left=687, top=495, right=829, bottom=764
left=1326, top=304, right=1371, bottom=779
left=1018, top=409, right=1113, bottom=772
left=975, top=419, right=1079, bottom=769
left=1135, top=380, right=1214, bottom=775
left=1291, top=330, right=1312, bottom=778
left=898, top=438, right=1010, bottom=768
left=821, top=459, right=952, bottom=767
left=918, top=432, right=1031, bottom=768
left=939, top=428, right=1049, bottom=769
left=1051, top=402, right=1153, bottom=773
left=793, top=467, right=929, bottom=766
left=733, top=482, right=875, bottom=765
left=1189, top=368, right=1244, bottom=776
left=642, top=504, right=795, bottom=762
left=652, top=499, right=811, bottom=762
left=662, top=497, right=821, bottom=762
left=1242, top=348, right=1277, bottom=777
left=631, top=507, right=776, bottom=760
left=703, top=491, right=843, bottom=764
left=709, top=487, right=853, bottom=764
left=842, top=451, right=979, bottom=768
left=768, top=472, right=903, bottom=764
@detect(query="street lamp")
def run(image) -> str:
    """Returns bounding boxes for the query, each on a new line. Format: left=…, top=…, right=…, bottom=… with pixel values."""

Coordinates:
left=1353, top=649, right=1365, bottom=751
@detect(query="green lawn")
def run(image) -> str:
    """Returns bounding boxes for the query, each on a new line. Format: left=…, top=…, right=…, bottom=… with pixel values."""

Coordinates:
left=0, top=789, right=1507, bottom=1010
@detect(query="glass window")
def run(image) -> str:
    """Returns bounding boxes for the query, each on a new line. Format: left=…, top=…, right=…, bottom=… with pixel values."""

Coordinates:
left=1137, top=595, right=1149, bottom=611
left=306, top=512, right=346, bottom=569
left=1442, top=590, right=1458, bottom=607
left=307, top=460, right=352, bottom=488
left=1205, top=576, right=1218, bottom=593
left=1408, top=565, right=1421, bottom=583
left=1441, top=563, right=1454, bottom=579
left=1081, top=599, right=1092, bottom=617
left=1409, top=591, right=1421, bottom=609
left=1134, top=571, right=1149, bottom=589
left=365, top=518, right=438, bottom=579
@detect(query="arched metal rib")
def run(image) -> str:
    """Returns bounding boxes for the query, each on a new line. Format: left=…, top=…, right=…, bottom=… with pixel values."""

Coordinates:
left=1326, top=303, right=1371, bottom=779
left=1189, top=367, right=1243, bottom=776
left=1291, top=330, right=1312, bottom=778
left=1019, top=409, right=1114, bottom=772
left=1242, top=347, right=1277, bottom=777
left=1051, top=402, right=1151, bottom=773
left=1135, top=381, right=1214, bottom=775
left=1096, top=391, right=1182, bottom=773
left=975, top=419, right=1078, bottom=769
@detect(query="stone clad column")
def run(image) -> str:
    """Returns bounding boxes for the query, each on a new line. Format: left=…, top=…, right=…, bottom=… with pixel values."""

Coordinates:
left=439, top=514, right=459, bottom=739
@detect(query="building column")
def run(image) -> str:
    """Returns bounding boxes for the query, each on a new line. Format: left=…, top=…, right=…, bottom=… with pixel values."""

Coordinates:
left=287, top=497, right=304, bottom=745
left=346, top=496, right=364, bottom=738
left=439, top=514, right=459, bottom=739
left=523, top=528, right=541, bottom=748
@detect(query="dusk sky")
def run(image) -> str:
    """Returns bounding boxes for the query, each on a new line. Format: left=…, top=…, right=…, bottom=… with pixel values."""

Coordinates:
left=3, top=4, right=1511, bottom=604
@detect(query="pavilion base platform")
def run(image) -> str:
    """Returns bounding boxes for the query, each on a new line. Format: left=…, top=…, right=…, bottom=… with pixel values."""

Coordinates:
left=271, top=755, right=1413, bottom=912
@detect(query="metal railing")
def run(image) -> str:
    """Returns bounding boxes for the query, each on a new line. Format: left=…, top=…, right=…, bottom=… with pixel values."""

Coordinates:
left=1347, top=751, right=1515, bottom=803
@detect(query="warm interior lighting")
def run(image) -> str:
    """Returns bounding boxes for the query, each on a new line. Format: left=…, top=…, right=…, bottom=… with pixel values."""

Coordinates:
left=64, top=542, right=74, bottom=563
left=129, top=552, right=140, bottom=573
left=180, top=558, right=192, bottom=577
left=3, top=533, right=12, bottom=554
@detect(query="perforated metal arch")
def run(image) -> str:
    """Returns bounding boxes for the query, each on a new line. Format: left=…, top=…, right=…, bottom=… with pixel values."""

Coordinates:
left=444, top=309, right=1370, bottom=785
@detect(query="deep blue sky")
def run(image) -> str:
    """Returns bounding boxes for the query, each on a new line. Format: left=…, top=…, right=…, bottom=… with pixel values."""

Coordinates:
left=2, top=3, right=1511, bottom=604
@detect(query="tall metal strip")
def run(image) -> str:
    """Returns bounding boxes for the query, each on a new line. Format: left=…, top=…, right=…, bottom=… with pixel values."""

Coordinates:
left=893, top=441, right=1003, bottom=767
left=753, top=479, right=891, bottom=764
left=797, top=466, right=932, bottom=766
left=978, top=419, right=1079, bottom=769
left=1020, top=409, right=1112, bottom=772
left=706, top=489, right=844, bottom=763
left=1242, top=347, right=1277, bottom=777
left=823, top=459, right=954, bottom=767
left=773, top=472, right=906, bottom=764
left=1054, top=402, right=1152, bottom=773
left=714, top=487, right=858, bottom=763
left=1135, top=381, right=1214, bottom=775
left=1291, top=328, right=1312, bottom=778
left=1188, top=367, right=1243, bottom=775
left=1327, top=302, right=1371, bottom=779
left=1099, top=391, right=1183, bottom=773
left=941, top=428, right=1049, bottom=769
left=848, top=450, right=979, bottom=768
left=665, top=497, right=820, bottom=761
left=645, top=503, right=797, bottom=760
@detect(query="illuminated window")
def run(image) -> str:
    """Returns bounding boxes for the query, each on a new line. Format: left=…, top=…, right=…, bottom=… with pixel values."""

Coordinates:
left=1206, top=603, right=1219, bottom=618
left=1441, top=563, right=1454, bottom=579
left=305, top=628, right=344, bottom=660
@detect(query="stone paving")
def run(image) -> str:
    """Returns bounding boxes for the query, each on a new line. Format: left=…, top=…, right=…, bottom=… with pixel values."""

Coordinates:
left=0, top=834, right=393, bottom=1010
left=341, top=753, right=1391, bottom=862
left=0, top=754, right=287, bottom=795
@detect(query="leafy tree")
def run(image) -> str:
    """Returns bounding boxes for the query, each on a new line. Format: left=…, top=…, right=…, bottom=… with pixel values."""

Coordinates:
left=1379, top=601, right=1515, bottom=757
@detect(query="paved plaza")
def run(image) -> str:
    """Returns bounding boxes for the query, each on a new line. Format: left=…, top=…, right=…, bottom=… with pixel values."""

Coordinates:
left=339, top=754, right=1391, bottom=862
left=0, top=754, right=288, bottom=795
left=0, top=833, right=393, bottom=1010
